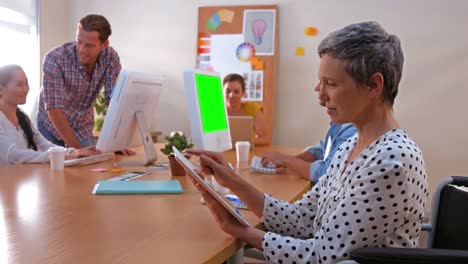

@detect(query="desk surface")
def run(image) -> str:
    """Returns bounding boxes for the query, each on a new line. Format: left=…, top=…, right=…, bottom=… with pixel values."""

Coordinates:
left=0, top=144, right=310, bottom=263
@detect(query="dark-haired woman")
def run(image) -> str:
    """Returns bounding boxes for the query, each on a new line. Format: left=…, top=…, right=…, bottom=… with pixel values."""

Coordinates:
left=0, top=64, right=99, bottom=166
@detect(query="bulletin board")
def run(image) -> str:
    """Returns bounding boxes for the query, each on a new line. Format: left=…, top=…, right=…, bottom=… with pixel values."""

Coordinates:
left=197, top=5, right=279, bottom=143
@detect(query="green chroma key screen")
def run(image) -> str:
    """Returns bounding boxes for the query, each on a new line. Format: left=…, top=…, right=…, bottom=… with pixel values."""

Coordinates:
left=194, top=74, right=228, bottom=133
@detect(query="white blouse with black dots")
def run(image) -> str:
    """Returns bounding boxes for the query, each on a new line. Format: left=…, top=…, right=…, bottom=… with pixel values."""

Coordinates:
left=261, top=129, right=428, bottom=264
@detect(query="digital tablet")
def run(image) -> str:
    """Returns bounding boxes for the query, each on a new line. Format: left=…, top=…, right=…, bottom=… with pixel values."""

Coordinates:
left=228, top=116, right=254, bottom=149
left=172, top=146, right=249, bottom=226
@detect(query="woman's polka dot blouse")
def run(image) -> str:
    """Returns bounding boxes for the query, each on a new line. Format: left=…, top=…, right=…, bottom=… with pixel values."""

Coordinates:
left=261, top=129, right=428, bottom=264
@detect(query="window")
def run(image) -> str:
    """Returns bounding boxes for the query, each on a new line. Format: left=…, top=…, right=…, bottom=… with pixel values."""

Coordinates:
left=0, top=0, right=39, bottom=118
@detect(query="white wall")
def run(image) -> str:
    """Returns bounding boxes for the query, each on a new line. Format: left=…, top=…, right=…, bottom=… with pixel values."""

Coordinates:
left=39, top=0, right=71, bottom=64
left=69, top=0, right=203, bottom=140
left=40, top=0, right=468, bottom=198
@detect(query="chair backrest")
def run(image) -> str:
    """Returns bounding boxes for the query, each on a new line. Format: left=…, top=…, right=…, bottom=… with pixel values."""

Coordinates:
left=429, top=176, right=468, bottom=250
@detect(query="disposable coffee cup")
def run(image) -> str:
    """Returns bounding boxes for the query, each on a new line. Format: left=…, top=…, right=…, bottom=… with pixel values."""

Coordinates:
left=235, top=141, right=251, bottom=169
left=48, top=146, right=66, bottom=171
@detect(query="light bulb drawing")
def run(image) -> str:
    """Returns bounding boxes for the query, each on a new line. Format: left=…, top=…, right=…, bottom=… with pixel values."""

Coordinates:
left=252, top=19, right=266, bottom=45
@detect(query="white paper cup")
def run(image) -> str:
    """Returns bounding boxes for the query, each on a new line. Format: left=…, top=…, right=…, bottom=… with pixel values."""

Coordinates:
left=235, top=141, right=251, bottom=169
left=48, top=146, right=66, bottom=171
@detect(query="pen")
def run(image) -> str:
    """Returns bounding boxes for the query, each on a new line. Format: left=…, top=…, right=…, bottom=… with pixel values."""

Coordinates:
left=227, top=162, right=234, bottom=170
left=121, top=173, right=145, bottom=181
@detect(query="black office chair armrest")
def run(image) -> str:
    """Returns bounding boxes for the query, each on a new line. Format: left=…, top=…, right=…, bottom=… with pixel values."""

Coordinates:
left=421, top=223, right=432, bottom=232
left=350, top=247, right=468, bottom=264
left=450, top=176, right=468, bottom=187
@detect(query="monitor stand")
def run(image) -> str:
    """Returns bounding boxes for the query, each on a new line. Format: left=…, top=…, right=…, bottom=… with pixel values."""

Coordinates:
left=115, top=111, right=157, bottom=167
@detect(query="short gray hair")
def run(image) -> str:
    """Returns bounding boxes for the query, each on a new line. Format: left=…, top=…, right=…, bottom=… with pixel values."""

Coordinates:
left=318, top=21, right=403, bottom=106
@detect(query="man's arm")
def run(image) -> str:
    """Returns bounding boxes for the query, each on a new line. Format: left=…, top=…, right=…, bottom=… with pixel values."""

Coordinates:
left=284, top=151, right=318, bottom=179
left=261, top=151, right=318, bottom=180
left=295, top=150, right=318, bottom=162
left=47, top=108, right=81, bottom=148
left=284, top=156, right=315, bottom=180
left=42, top=53, right=81, bottom=148
left=103, top=48, right=122, bottom=103
left=281, top=151, right=318, bottom=180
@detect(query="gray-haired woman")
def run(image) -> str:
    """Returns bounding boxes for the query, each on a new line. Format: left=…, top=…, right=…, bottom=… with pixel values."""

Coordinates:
left=187, top=21, right=428, bottom=264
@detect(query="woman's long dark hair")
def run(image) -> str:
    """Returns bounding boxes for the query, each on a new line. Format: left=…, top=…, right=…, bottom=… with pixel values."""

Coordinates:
left=16, top=108, right=37, bottom=151
left=0, top=65, right=37, bottom=150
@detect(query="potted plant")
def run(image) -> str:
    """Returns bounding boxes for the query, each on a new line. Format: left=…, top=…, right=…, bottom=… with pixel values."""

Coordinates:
left=160, top=132, right=193, bottom=176
left=93, top=89, right=107, bottom=132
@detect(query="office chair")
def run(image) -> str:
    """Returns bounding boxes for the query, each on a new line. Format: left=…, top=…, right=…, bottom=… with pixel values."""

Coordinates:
left=350, top=176, right=468, bottom=264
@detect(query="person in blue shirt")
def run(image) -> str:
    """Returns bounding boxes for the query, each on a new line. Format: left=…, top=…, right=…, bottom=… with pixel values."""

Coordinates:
left=261, top=123, right=356, bottom=183
left=261, top=79, right=357, bottom=183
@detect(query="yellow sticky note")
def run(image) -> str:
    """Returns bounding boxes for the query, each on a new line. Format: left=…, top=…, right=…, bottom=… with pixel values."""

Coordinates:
left=218, top=9, right=235, bottom=23
left=296, top=47, right=305, bottom=56
left=305, top=27, right=318, bottom=36
left=250, top=56, right=264, bottom=70
left=254, top=61, right=264, bottom=70
left=109, top=168, right=126, bottom=172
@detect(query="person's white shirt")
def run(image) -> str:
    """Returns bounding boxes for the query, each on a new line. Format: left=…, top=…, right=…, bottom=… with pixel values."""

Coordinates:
left=0, top=111, right=57, bottom=166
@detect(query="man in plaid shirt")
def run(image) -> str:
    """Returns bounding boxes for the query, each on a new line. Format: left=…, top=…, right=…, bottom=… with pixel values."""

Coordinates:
left=37, top=14, right=121, bottom=148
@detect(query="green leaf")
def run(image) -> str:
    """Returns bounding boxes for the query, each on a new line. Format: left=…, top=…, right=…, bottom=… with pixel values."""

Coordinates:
left=161, top=131, right=193, bottom=155
left=93, top=88, right=108, bottom=117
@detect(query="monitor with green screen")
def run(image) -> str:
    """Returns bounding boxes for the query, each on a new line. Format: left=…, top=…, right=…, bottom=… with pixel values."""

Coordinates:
left=184, top=69, right=232, bottom=151
left=194, top=74, right=228, bottom=133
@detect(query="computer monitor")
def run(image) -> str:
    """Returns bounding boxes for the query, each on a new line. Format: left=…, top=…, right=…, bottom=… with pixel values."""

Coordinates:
left=96, top=69, right=164, bottom=165
left=183, top=69, right=232, bottom=151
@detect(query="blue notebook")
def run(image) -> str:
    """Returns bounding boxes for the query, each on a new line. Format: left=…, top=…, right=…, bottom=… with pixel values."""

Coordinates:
left=92, top=180, right=183, bottom=195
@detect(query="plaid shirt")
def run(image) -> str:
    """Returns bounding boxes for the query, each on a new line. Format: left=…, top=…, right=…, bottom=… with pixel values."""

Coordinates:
left=38, top=42, right=121, bottom=143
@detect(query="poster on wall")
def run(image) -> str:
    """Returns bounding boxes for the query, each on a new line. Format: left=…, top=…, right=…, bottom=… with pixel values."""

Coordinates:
left=198, top=5, right=278, bottom=143
left=243, top=9, right=276, bottom=55
left=242, top=70, right=263, bottom=102
left=210, top=34, right=251, bottom=75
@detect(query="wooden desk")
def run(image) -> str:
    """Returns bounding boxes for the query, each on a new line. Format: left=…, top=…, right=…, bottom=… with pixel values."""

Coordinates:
left=0, top=144, right=310, bottom=263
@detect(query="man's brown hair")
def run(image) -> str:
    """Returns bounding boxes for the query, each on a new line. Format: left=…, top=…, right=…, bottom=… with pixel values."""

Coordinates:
left=79, top=14, right=112, bottom=42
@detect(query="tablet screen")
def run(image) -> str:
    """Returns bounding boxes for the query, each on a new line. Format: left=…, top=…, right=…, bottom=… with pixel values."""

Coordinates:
left=172, top=147, right=249, bottom=227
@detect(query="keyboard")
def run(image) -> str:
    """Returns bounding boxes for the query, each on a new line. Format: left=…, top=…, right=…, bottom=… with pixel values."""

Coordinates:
left=250, top=156, right=278, bottom=174
left=64, top=152, right=115, bottom=167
